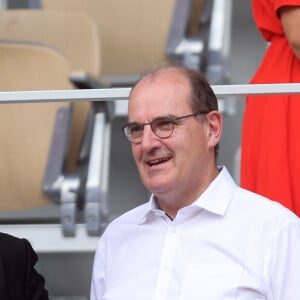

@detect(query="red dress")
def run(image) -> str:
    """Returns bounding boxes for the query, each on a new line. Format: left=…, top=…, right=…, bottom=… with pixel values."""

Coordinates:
left=241, top=0, right=300, bottom=216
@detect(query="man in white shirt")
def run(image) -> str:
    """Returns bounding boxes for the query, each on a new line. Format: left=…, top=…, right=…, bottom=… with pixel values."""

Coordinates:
left=90, top=66, right=300, bottom=300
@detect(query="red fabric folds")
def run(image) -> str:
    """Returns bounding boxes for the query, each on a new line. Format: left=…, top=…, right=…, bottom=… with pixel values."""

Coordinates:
left=241, top=0, right=300, bottom=216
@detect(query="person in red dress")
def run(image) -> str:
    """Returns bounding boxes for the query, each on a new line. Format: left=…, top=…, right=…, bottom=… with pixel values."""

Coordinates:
left=241, top=0, right=300, bottom=216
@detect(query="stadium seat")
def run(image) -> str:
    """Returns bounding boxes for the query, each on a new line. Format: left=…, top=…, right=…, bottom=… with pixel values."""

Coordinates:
left=0, top=41, right=73, bottom=211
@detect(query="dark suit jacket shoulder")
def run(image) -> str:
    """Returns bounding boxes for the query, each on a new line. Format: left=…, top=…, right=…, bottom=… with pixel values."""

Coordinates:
left=0, top=232, right=49, bottom=300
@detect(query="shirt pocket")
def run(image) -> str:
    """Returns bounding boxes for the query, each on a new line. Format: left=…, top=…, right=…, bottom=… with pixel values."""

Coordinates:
left=180, top=263, right=241, bottom=300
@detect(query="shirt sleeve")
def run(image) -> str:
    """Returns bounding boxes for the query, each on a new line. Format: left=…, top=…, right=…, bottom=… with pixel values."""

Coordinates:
left=268, top=219, right=300, bottom=300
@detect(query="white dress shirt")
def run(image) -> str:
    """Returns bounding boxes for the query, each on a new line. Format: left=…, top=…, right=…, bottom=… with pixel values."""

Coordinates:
left=90, top=166, right=300, bottom=300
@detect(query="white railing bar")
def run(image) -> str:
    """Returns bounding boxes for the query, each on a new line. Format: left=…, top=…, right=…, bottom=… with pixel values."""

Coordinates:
left=1, top=83, right=300, bottom=104
left=0, top=87, right=131, bottom=104
left=213, top=83, right=300, bottom=97
left=0, top=224, right=99, bottom=253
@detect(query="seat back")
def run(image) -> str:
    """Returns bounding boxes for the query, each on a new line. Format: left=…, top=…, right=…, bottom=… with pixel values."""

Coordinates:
left=0, top=9, right=100, bottom=76
left=0, top=42, right=73, bottom=211
left=41, top=0, right=175, bottom=76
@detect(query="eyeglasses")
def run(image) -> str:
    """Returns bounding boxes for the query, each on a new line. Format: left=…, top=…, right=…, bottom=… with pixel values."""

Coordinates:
left=122, top=111, right=209, bottom=143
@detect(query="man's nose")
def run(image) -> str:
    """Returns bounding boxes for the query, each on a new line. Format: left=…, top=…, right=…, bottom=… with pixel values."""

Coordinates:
left=140, top=125, right=161, bottom=150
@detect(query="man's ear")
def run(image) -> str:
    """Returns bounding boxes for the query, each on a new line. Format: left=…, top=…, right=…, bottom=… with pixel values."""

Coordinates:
left=206, top=111, right=222, bottom=147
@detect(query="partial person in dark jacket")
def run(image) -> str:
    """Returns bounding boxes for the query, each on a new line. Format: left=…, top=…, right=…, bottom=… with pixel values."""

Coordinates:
left=0, top=232, right=49, bottom=300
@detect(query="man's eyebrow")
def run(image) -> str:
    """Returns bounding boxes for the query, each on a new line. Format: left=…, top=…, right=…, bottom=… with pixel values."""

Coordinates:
left=128, top=114, right=177, bottom=123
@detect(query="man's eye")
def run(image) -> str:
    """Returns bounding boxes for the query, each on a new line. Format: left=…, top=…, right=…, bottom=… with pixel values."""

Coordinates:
left=156, top=119, right=173, bottom=130
left=130, top=125, right=142, bottom=134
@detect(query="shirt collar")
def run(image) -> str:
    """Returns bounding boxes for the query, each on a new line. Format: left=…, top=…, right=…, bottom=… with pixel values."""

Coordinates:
left=138, top=195, right=163, bottom=224
left=192, top=166, right=237, bottom=216
left=138, top=166, right=237, bottom=224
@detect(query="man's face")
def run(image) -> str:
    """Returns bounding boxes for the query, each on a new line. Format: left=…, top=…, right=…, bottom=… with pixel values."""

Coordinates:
left=128, top=70, right=218, bottom=201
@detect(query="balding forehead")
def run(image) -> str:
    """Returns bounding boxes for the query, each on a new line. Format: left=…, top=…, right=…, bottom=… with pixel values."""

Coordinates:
left=129, top=70, right=192, bottom=109
left=133, top=69, right=190, bottom=93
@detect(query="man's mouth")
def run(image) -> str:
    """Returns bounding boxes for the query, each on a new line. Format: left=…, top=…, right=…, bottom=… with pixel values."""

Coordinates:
left=147, top=156, right=171, bottom=167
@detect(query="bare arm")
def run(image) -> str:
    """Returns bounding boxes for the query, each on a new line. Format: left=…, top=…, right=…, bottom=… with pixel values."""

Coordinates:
left=279, top=6, right=300, bottom=60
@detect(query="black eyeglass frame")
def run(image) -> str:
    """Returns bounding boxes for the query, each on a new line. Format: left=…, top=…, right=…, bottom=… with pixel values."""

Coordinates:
left=122, top=111, right=210, bottom=143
